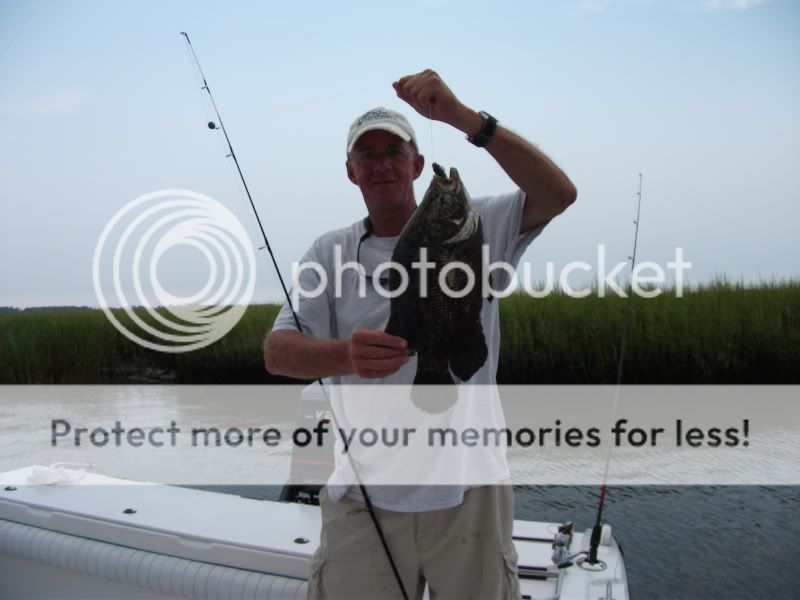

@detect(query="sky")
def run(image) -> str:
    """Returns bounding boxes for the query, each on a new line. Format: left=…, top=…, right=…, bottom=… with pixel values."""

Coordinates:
left=1, top=0, right=798, bottom=308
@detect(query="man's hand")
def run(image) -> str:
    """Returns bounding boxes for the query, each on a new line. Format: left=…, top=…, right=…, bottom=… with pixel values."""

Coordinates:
left=349, top=330, right=410, bottom=379
left=392, top=69, right=481, bottom=135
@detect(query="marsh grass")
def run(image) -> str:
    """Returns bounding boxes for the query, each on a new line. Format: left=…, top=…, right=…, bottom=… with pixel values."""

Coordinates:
left=498, top=279, right=800, bottom=383
left=0, top=305, right=283, bottom=384
left=1, top=280, right=798, bottom=384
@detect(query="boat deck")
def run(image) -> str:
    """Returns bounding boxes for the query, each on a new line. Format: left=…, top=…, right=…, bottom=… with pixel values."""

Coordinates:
left=0, top=466, right=628, bottom=599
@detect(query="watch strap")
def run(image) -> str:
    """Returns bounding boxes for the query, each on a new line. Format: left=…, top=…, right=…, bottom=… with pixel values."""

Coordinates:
left=467, top=111, right=498, bottom=148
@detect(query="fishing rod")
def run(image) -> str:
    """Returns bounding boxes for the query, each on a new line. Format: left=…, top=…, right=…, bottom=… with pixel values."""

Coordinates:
left=586, top=173, right=643, bottom=566
left=179, top=32, right=410, bottom=600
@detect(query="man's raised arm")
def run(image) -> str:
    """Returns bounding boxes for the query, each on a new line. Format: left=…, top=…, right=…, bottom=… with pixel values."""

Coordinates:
left=393, top=69, right=577, bottom=234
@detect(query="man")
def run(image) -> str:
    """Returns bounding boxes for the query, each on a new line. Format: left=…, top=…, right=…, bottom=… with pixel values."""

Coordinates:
left=264, top=69, right=576, bottom=599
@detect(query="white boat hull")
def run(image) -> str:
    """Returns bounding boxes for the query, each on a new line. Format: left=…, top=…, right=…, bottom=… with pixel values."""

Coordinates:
left=0, top=466, right=628, bottom=599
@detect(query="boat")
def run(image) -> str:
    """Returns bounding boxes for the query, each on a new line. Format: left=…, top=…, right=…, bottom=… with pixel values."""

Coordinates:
left=0, top=462, right=628, bottom=599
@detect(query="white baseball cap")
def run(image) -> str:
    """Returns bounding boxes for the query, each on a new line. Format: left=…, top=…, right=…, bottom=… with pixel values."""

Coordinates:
left=346, top=107, right=418, bottom=155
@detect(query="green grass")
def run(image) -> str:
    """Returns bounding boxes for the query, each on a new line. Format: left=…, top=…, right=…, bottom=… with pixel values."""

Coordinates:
left=1, top=281, right=798, bottom=384
left=498, top=279, right=800, bottom=383
left=0, top=305, right=284, bottom=384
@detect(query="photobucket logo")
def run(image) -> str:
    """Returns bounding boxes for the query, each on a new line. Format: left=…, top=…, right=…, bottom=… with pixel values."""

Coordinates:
left=290, top=244, right=691, bottom=307
left=92, top=189, right=256, bottom=353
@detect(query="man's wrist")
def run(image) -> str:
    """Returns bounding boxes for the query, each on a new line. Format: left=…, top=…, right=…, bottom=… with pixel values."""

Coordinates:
left=451, top=106, right=483, bottom=136
left=337, top=339, right=358, bottom=375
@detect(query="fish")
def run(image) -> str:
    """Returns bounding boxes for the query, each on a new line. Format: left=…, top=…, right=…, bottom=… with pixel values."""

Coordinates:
left=385, top=163, right=490, bottom=413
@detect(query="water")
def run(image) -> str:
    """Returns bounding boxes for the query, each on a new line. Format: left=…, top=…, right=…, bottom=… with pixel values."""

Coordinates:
left=514, top=485, right=800, bottom=600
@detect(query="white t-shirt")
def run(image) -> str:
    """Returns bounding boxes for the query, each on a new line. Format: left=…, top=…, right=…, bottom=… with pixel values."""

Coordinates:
left=272, top=189, right=545, bottom=511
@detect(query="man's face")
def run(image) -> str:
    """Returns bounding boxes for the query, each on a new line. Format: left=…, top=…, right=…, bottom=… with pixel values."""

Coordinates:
left=346, top=130, right=425, bottom=223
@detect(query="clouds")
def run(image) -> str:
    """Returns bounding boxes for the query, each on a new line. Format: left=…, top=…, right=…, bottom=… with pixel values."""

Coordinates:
left=569, top=0, right=770, bottom=15
left=700, top=0, right=769, bottom=10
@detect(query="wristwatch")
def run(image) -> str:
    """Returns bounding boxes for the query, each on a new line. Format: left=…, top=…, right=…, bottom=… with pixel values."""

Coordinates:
left=467, top=111, right=498, bottom=148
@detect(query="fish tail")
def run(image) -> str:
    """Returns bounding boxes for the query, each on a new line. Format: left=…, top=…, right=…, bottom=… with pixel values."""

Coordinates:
left=411, top=369, right=457, bottom=413
left=413, top=369, right=454, bottom=385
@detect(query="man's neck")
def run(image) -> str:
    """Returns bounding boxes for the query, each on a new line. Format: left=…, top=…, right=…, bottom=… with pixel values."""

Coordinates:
left=368, top=205, right=417, bottom=237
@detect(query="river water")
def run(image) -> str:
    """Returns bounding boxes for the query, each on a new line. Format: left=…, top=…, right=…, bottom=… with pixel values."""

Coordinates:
left=1, top=386, right=798, bottom=599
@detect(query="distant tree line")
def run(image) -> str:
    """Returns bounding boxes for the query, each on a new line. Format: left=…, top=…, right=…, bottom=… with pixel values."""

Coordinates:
left=0, top=306, right=94, bottom=314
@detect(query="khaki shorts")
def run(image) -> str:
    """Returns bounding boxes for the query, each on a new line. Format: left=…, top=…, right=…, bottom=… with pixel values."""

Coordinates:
left=308, top=485, right=520, bottom=600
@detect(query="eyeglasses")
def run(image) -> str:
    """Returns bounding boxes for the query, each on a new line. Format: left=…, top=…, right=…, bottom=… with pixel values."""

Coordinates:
left=350, top=146, right=414, bottom=168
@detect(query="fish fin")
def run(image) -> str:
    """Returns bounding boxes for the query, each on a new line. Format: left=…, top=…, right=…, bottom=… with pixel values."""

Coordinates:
left=442, top=209, right=479, bottom=245
left=448, top=321, right=488, bottom=382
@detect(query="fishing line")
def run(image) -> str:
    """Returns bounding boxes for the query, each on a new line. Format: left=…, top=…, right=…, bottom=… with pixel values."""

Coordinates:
left=587, top=173, right=643, bottom=565
left=427, top=102, right=436, bottom=166
left=180, top=32, right=409, bottom=600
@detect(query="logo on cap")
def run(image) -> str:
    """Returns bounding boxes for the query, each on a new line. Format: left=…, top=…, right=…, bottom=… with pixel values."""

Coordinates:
left=356, top=109, right=396, bottom=126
